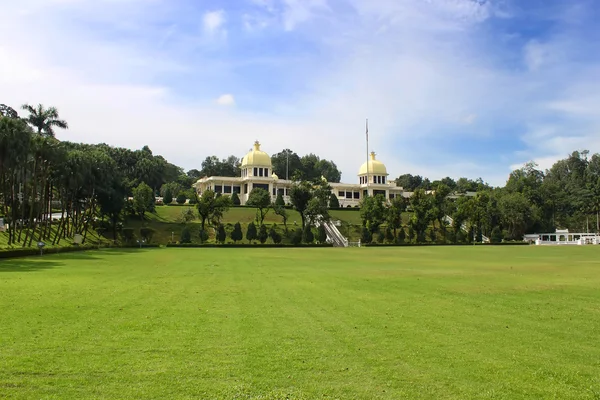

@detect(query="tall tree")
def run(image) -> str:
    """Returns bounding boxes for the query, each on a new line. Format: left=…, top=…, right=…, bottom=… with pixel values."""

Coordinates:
left=21, top=104, right=68, bottom=137
left=246, top=188, right=272, bottom=226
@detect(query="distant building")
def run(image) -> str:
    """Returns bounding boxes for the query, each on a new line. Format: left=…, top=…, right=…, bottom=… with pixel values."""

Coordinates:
left=193, top=141, right=406, bottom=206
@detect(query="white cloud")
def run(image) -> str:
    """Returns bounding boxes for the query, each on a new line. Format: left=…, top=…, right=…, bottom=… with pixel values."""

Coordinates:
left=216, top=94, right=236, bottom=106
left=203, top=10, right=226, bottom=35
left=524, top=40, right=547, bottom=71
left=2, top=0, right=600, bottom=188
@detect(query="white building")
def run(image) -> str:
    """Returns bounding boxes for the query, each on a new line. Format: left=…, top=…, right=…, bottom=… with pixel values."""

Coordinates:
left=193, top=141, right=406, bottom=206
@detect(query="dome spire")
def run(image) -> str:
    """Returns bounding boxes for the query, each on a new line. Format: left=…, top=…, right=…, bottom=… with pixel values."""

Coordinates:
left=370, top=151, right=376, bottom=160
left=254, top=140, right=261, bottom=151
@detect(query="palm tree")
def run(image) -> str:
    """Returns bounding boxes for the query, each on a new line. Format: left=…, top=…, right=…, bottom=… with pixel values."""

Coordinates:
left=21, top=103, right=68, bottom=137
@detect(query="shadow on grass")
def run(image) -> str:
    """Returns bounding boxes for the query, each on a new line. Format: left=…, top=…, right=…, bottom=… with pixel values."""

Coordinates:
left=0, top=259, right=64, bottom=272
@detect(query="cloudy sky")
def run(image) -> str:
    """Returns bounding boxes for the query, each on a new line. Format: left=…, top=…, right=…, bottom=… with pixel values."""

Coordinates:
left=2, top=0, right=600, bottom=186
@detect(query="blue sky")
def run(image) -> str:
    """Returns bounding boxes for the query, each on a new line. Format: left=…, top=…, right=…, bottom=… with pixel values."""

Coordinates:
left=1, top=0, right=600, bottom=186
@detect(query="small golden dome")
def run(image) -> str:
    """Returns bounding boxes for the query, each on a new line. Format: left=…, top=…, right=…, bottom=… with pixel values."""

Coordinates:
left=272, top=172, right=279, bottom=180
left=241, top=141, right=272, bottom=167
left=358, top=152, right=388, bottom=176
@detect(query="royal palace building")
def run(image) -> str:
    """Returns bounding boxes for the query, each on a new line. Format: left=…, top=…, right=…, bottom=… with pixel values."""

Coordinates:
left=193, top=141, right=407, bottom=206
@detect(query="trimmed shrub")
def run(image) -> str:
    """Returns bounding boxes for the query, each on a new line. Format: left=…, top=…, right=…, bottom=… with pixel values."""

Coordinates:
left=291, top=229, right=303, bottom=245
left=328, top=193, right=340, bottom=208
left=140, top=227, right=156, bottom=243
left=491, top=226, right=503, bottom=243
left=176, top=193, right=187, bottom=205
left=199, top=229, right=209, bottom=243
left=316, top=224, right=327, bottom=243
left=163, top=189, right=173, bottom=205
left=121, top=228, right=135, bottom=243
left=180, top=227, right=191, bottom=244
left=275, top=193, right=285, bottom=206
left=360, top=227, right=372, bottom=244
left=302, top=225, right=314, bottom=244
left=269, top=224, right=282, bottom=244
left=246, top=222, right=257, bottom=243
left=231, top=222, right=243, bottom=243
left=258, top=224, right=268, bottom=244
left=231, top=192, right=241, bottom=206
left=216, top=224, right=227, bottom=244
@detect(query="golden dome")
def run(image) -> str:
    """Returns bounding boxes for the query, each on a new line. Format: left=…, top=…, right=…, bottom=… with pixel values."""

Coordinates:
left=272, top=172, right=279, bottom=180
left=359, top=152, right=388, bottom=176
left=241, top=141, right=272, bottom=167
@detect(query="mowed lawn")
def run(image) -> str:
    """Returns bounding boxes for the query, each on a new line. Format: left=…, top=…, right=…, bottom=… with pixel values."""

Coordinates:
left=1, top=247, right=600, bottom=399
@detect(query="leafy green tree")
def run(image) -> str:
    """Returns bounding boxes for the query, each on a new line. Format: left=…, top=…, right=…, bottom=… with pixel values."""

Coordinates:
left=176, top=193, right=187, bottom=204
left=246, top=222, right=257, bottom=243
left=329, top=193, right=340, bottom=208
left=163, top=188, right=173, bottom=204
left=231, top=192, right=241, bottom=206
left=273, top=204, right=289, bottom=231
left=289, top=181, right=312, bottom=228
left=216, top=224, right=227, bottom=244
left=302, top=225, right=314, bottom=243
left=360, top=194, right=386, bottom=234
left=231, top=222, right=243, bottom=243
left=409, top=189, right=431, bottom=243
left=247, top=188, right=271, bottom=226
left=386, top=197, right=406, bottom=238
left=132, top=182, right=154, bottom=220
left=258, top=224, right=269, bottom=244
left=178, top=208, right=196, bottom=224
left=196, top=189, right=232, bottom=230
left=316, top=224, right=327, bottom=243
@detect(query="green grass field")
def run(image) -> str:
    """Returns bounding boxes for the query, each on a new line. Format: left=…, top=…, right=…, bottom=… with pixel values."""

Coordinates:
left=1, top=246, right=599, bottom=399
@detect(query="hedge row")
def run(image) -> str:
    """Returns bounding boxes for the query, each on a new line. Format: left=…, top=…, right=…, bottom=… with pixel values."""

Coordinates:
left=0, top=245, right=100, bottom=259
left=363, top=242, right=530, bottom=247
left=166, top=243, right=334, bottom=248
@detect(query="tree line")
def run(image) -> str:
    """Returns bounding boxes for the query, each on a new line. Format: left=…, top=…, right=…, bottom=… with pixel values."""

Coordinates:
left=0, top=103, right=187, bottom=246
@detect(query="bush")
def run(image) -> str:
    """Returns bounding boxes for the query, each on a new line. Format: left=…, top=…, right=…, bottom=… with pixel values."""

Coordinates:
left=376, top=230, right=385, bottom=244
left=188, top=197, right=197, bottom=205
left=316, top=224, right=327, bottom=243
left=163, top=189, right=173, bottom=205
left=140, top=227, right=156, bottom=243
left=360, top=227, right=372, bottom=244
left=231, top=192, right=241, bottom=206
left=216, top=224, right=227, bottom=244
left=180, top=227, right=191, bottom=244
left=491, top=226, right=503, bottom=243
left=121, top=228, right=135, bottom=243
left=246, top=222, right=257, bottom=243
left=199, top=229, right=209, bottom=243
left=328, top=193, right=340, bottom=208
left=269, top=224, right=282, bottom=244
left=258, top=224, right=268, bottom=244
left=291, top=229, right=303, bottom=245
left=231, top=222, right=243, bottom=243
left=384, top=227, right=394, bottom=243
left=176, top=193, right=187, bottom=205
left=302, top=225, right=314, bottom=244
left=396, top=227, right=406, bottom=244
left=275, top=193, right=285, bottom=206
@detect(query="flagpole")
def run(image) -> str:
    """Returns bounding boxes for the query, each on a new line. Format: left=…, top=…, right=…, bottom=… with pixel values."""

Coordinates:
left=366, top=118, right=369, bottom=196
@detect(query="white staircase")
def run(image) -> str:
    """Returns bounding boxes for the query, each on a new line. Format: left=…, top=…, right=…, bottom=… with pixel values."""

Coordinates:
left=313, top=216, right=349, bottom=247
left=444, top=215, right=490, bottom=243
